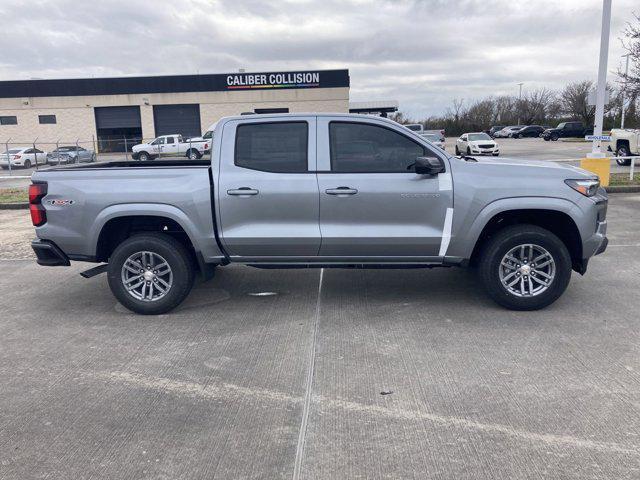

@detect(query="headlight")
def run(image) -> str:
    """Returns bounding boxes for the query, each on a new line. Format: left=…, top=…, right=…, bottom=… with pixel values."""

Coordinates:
left=565, top=179, right=599, bottom=197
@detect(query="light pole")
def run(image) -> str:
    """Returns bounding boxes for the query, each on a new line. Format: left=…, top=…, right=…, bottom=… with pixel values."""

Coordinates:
left=517, top=82, right=524, bottom=126
left=590, top=0, right=611, bottom=157
left=621, top=53, right=631, bottom=129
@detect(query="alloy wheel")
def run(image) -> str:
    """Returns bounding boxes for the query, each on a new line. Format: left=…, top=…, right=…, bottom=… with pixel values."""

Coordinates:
left=121, top=251, right=173, bottom=302
left=498, top=243, right=556, bottom=297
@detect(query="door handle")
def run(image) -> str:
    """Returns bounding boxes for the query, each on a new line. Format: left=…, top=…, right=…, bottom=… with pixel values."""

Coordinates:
left=325, top=187, right=358, bottom=195
left=227, top=187, right=259, bottom=196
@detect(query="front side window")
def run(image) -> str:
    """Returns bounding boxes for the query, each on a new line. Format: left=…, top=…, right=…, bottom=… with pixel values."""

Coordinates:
left=151, top=137, right=165, bottom=145
left=330, top=122, right=428, bottom=173
left=235, top=122, right=308, bottom=173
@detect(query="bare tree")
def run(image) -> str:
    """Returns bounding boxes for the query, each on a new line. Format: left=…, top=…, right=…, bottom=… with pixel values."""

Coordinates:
left=559, top=81, right=595, bottom=125
left=619, top=12, right=640, bottom=96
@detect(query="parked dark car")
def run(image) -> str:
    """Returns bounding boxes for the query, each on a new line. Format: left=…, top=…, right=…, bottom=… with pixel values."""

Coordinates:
left=542, top=122, right=594, bottom=141
left=511, top=125, right=545, bottom=138
left=486, top=125, right=506, bottom=137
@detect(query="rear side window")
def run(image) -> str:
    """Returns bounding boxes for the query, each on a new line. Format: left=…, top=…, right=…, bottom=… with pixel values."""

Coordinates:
left=166, top=136, right=174, bottom=144
left=330, top=122, right=427, bottom=173
left=235, top=122, right=308, bottom=173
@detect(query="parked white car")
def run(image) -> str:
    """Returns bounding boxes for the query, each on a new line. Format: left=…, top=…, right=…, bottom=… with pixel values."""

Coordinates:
left=455, top=132, right=499, bottom=156
left=609, top=128, right=639, bottom=166
left=0, top=146, right=47, bottom=169
left=420, top=133, right=445, bottom=150
left=132, top=134, right=209, bottom=161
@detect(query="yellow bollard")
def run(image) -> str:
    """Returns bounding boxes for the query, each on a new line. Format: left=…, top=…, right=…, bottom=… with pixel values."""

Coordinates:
left=580, top=156, right=610, bottom=187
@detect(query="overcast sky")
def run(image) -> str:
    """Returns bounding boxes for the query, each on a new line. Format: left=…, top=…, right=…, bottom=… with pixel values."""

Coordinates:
left=0, top=0, right=635, bottom=117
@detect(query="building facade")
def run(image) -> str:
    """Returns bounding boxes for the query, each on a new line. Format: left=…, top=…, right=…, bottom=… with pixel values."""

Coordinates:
left=0, top=69, right=349, bottom=152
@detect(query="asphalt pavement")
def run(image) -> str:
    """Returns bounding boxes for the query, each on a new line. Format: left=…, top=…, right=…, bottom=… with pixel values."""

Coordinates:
left=0, top=194, right=639, bottom=479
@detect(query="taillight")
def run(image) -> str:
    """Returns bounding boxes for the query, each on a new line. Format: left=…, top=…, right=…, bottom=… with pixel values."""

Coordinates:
left=29, top=183, right=47, bottom=226
left=204, top=143, right=209, bottom=150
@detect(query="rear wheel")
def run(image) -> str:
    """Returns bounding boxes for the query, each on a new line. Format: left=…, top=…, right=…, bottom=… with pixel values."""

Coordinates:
left=187, top=149, right=201, bottom=160
left=550, top=133, right=558, bottom=141
left=616, top=144, right=632, bottom=166
left=478, top=225, right=572, bottom=310
left=107, top=233, right=195, bottom=315
left=23, top=159, right=31, bottom=169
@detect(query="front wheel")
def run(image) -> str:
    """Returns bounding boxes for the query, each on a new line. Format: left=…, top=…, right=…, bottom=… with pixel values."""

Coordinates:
left=107, top=233, right=195, bottom=315
left=492, top=152, right=500, bottom=156
left=550, top=134, right=558, bottom=141
left=138, top=151, right=150, bottom=162
left=455, top=146, right=460, bottom=155
left=478, top=225, right=572, bottom=310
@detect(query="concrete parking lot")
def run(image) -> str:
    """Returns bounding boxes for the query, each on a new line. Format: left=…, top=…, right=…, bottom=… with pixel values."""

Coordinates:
left=1, top=194, right=639, bottom=479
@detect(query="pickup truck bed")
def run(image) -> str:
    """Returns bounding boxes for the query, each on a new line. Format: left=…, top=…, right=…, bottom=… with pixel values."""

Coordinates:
left=30, top=113, right=608, bottom=315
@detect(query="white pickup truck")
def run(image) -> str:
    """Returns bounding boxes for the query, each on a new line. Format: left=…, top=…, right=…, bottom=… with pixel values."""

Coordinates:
left=132, top=134, right=209, bottom=161
left=609, top=128, right=640, bottom=166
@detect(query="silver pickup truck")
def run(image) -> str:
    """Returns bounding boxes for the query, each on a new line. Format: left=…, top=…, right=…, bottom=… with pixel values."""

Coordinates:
left=29, top=113, right=608, bottom=314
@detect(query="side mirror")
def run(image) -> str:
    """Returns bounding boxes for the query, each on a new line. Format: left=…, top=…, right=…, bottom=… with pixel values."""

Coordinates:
left=415, top=156, right=445, bottom=175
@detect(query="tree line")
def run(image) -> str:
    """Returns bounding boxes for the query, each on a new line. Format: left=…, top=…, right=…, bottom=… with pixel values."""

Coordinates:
left=392, top=14, right=640, bottom=137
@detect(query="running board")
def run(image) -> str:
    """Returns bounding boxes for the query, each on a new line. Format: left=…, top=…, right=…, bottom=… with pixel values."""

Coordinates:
left=80, top=264, right=108, bottom=278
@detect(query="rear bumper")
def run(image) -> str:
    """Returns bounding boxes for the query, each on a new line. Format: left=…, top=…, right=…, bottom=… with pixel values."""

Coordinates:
left=31, top=239, right=71, bottom=266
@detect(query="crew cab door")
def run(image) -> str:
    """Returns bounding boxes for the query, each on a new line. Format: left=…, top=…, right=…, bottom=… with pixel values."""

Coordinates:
left=316, top=118, right=453, bottom=259
left=217, top=117, right=320, bottom=258
left=162, top=136, right=180, bottom=155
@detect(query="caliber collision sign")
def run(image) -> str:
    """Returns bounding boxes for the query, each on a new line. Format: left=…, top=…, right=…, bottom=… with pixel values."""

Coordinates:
left=226, top=72, right=321, bottom=90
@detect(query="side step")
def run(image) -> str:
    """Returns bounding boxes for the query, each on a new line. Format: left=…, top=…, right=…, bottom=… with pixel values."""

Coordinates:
left=80, top=264, right=108, bottom=278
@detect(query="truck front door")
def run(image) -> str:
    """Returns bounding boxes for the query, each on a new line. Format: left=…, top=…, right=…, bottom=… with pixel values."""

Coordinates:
left=217, top=117, right=320, bottom=258
left=316, top=118, right=453, bottom=259
left=162, top=136, right=180, bottom=156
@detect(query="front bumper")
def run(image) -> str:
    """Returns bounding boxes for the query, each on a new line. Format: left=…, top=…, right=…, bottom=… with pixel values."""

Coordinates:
left=31, top=239, right=70, bottom=266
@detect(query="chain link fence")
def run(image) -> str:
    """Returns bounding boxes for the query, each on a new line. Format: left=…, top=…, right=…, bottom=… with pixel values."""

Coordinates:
left=1, top=135, right=211, bottom=175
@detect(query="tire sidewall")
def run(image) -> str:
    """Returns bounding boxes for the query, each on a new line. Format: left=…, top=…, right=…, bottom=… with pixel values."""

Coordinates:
left=107, top=234, right=194, bottom=315
left=480, top=226, right=572, bottom=310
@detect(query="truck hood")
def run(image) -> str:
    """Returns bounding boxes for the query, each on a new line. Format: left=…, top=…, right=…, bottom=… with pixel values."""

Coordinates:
left=468, top=156, right=597, bottom=179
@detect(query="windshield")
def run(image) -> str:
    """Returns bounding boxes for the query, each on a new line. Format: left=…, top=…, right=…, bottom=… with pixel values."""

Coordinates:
left=202, top=131, right=213, bottom=140
left=556, top=123, right=566, bottom=129
left=405, top=125, right=422, bottom=131
left=468, top=133, right=492, bottom=141
left=423, top=134, right=440, bottom=142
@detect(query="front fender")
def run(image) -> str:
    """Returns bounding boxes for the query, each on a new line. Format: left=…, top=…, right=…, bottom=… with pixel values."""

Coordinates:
left=447, top=196, right=582, bottom=259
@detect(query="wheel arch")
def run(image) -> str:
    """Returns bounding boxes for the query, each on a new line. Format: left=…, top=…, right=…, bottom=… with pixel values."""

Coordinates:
left=91, top=205, right=206, bottom=268
left=470, top=208, right=583, bottom=273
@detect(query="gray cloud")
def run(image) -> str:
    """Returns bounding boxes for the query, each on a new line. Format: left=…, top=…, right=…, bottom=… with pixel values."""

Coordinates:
left=0, top=0, right=634, bottom=117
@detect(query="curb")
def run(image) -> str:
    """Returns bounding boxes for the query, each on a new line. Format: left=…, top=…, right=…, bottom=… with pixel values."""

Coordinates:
left=0, top=203, right=29, bottom=210
left=605, top=185, right=640, bottom=193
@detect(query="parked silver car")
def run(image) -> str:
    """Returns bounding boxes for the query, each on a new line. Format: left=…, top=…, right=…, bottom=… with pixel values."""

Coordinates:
left=46, top=146, right=96, bottom=164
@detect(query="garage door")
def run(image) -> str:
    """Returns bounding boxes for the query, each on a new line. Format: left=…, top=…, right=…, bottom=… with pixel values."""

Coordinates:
left=153, top=104, right=201, bottom=138
left=94, top=106, right=141, bottom=129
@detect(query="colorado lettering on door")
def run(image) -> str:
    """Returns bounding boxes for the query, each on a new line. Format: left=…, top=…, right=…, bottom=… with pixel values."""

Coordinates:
left=226, top=72, right=321, bottom=90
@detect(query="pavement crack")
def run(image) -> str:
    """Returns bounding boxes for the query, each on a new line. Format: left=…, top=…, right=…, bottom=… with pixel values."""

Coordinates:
left=292, top=268, right=323, bottom=480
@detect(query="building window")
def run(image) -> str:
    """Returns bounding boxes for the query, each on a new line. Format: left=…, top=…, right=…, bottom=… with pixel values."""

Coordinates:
left=254, top=108, right=289, bottom=114
left=0, top=116, right=17, bottom=125
left=235, top=122, right=308, bottom=173
left=39, top=115, right=57, bottom=124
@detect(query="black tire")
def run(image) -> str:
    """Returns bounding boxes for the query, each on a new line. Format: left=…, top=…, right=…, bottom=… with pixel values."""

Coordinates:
left=466, top=147, right=471, bottom=155
left=138, top=151, right=150, bottom=162
left=455, top=146, right=460, bottom=155
left=615, top=145, right=631, bottom=166
left=478, top=224, right=572, bottom=311
left=186, top=149, right=201, bottom=160
left=107, top=233, right=195, bottom=315
left=543, top=136, right=550, bottom=141
left=517, top=133, right=523, bottom=139
left=23, top=159, right=32, bottom=169
left=550, top=133, right=558, bottom=141
left=492, top=152, right=499, bottom=156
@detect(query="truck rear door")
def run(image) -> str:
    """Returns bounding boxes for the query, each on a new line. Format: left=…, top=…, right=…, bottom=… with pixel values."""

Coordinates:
left=316, top=117, right=453, bottom=259
left=217, top=116, right=320, bottom=258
